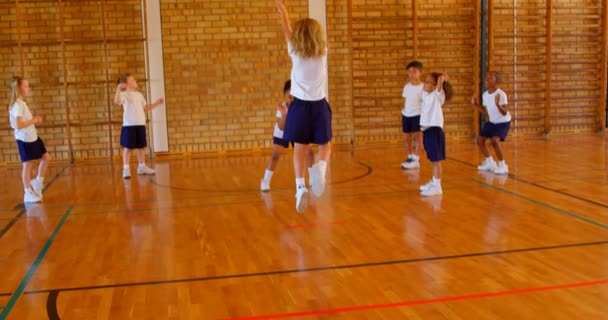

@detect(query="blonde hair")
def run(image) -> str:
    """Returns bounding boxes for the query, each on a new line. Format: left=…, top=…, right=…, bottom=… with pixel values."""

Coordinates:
left=290, top=18, right=326, bottom=58
left=8, top=76, right=24, bottom=110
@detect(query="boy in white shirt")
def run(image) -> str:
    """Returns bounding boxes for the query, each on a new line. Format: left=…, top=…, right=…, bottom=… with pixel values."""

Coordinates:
left=114, top=74, right=164, bottom=179
left=471, top=71, right=511, bottom=175
left=400, top=61, right=424, bottom=169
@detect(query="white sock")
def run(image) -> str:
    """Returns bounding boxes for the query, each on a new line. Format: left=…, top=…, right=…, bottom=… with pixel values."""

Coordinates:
left=317, top=160, right=328, bottom=177
left=263, top=170, right=274, bottom=181
left=498, top=160, right=506, bottom=166
left=432, top=176, right=441, bottom=186
left=413, top=154, right=419, bottom=161
left=123, top=164, right=130, bottom=170
left=36, top=176, right=44, bottom=184
left=138, top=163, right=146, bottom=168
left=295, top=178, right=305, bottom=189
left=485, top=156, right=493, bottom=163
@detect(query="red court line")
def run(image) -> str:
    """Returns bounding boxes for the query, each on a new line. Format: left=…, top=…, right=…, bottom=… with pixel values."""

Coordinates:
left=220, top=279, right=608, bottom=320
left=282, top=221, right=344, bottom=230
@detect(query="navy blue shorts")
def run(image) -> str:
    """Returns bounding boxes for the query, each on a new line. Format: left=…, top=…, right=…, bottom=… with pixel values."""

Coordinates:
left=283, top=97, right=332, bottom=145
left=17, top=138, right=47, bottom=162
left=423, top=127, right=446, bottom=162
left=120, top=125, right=147, bottom=149
left=402, top=115, right=421, bottom=133
left=273, top=136, right=292, bottom=148
left=481, top=121, right=511, bottom=141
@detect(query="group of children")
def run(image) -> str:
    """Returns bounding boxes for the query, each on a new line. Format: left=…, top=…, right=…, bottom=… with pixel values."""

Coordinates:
left=8, top=73, right=163, bottom=203
left=398, top=61, right=512, bottom=196
left=8, top=0, right=512, bottom=209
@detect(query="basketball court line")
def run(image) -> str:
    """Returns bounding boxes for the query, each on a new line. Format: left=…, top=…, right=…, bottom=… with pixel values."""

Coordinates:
left=473, top=179, right=608, bottom=231
left=0, top=205, right=74, bottom=319
left=23, top=239, right=608, bottom=295
left=0, top=167, right=67, bottom=238
left=448, top=157, right=608, bottom=209
left=219, top=278, right=608, bottom=320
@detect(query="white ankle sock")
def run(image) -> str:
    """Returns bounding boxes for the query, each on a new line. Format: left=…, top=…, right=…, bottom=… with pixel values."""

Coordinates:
left=263, top=170, right=273, bottom=181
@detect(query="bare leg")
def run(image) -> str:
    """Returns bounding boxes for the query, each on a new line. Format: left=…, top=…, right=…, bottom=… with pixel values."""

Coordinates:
left=37, top=153, right=51, bottom=179
left=490, top=137, right=504, bottom=161
left=123, top=148, right=132, bottom=166
left=136, top=148, right=146, bottom=165
left=22, top=161, right=33, bottom=190
left=266, top=144, right=285, bottom=171
left=477, top=136, right=490, bottom=158
left=432, top=161, right=442, bottom=180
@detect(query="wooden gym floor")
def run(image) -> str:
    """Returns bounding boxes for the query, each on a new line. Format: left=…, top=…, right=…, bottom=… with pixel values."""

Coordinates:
left=0, top=134, right=607, bottom=319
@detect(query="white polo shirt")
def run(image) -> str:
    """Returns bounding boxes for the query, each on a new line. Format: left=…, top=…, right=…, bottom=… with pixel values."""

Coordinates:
left=482, top=88, right=511, bottom=124
left=402, top=83, right=424, bottom=117
left=288, top=42, right=328, bottom=101
left=9, top=99, right=38, bottom=142
left=119, top=90, right=147, bottom=126
left=420, top=89, right=445, bottom=129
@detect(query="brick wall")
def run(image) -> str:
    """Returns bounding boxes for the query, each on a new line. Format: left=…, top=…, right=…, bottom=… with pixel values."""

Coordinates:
left=0, top=1, right=144, bottom=164
left=160, top=1, right=308, bottom=153
left=0, top=0, right=606, bottom=164
left=491, top=0, right=604, bottom=135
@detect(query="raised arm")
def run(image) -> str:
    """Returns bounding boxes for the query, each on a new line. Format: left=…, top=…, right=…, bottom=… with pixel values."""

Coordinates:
left=114, top=84, right=125, bottom=105
left=437, top=73, right=448, bottom=93
left=495, top=94, right=508, bottom=115
left=275, top=0, right=292, bottom=41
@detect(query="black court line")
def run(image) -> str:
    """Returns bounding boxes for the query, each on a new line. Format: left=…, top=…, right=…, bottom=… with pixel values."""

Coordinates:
left=149, top=160, right=373, bottom=193
left=0, top=167, right=67, bottom=239
left=46, top=291, right=60, bottom=320
left=24, top=240, right=608, bottom=295
left=448, top=157, right=608, bottom=209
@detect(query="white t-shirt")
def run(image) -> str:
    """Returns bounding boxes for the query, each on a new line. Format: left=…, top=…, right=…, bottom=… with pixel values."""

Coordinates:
left=119, top=90, right=147, bottom=126
left=273, top=103, right=287, bottom=139
left=402, top=83, right=424, bottom=117
left=9, top=99, right=38, bottom=142
left=288, top=42, right=328, bottom=101
left=482, top=88, right=511, bottom=124
left=420, top=89, right=445, bottom=129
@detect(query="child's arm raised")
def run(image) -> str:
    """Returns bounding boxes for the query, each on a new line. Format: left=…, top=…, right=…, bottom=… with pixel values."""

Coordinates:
left=114, top=84, right=125, bottom=105
left=275, top=0, right=292, bottom=41
left=144, top=98, right=165, bottom=112
left=437, top=73, right=448, bottom=92
left=495, top=94, right=508, bottom=115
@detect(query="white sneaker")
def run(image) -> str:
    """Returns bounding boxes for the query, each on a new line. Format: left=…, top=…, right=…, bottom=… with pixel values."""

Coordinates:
left=308, top=174, right=314, bottom=188
left=401, top=160, right=420, bottom=169
left=31, top=178, right=43, bottom=195
left=24, top=188, right=42, bottom=203
left=494, top=162, right=509, bottom=175
left=260, top=179, right=270, bottom=192
left=295, top=187, right=309, bottom=213
left=137, top=165, right=156, bottom=175
left=419, top=180, right=434, bottom=191
left=421, top=183, right=442, bottom=196
left=123, top=167, right=131, bottom=179
left=310, top=164, right=325, bottom=197
left=477, top=159, right=497, bottom=172
left=400, top=157, right=413, bottom=168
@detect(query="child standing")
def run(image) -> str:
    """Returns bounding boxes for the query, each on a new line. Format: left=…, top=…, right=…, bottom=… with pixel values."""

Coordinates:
left=114, top=74, right=164, bottom=179
left=471, top=71, right=511, bottom=175
left=275, top=0, right=332, bottom=212
left=260, top=80, right=315, bottom=192
left=419, top=72, right=452, bottom=196
left=8, top=76, right=51, bottom=203
left=400, top=61, right=424, bottom=169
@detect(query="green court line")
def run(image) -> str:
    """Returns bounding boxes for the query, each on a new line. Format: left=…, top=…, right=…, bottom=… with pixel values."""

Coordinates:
left=472, top=179, right=608, bottom=231
left=0, top=205, right=73, bottom=320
